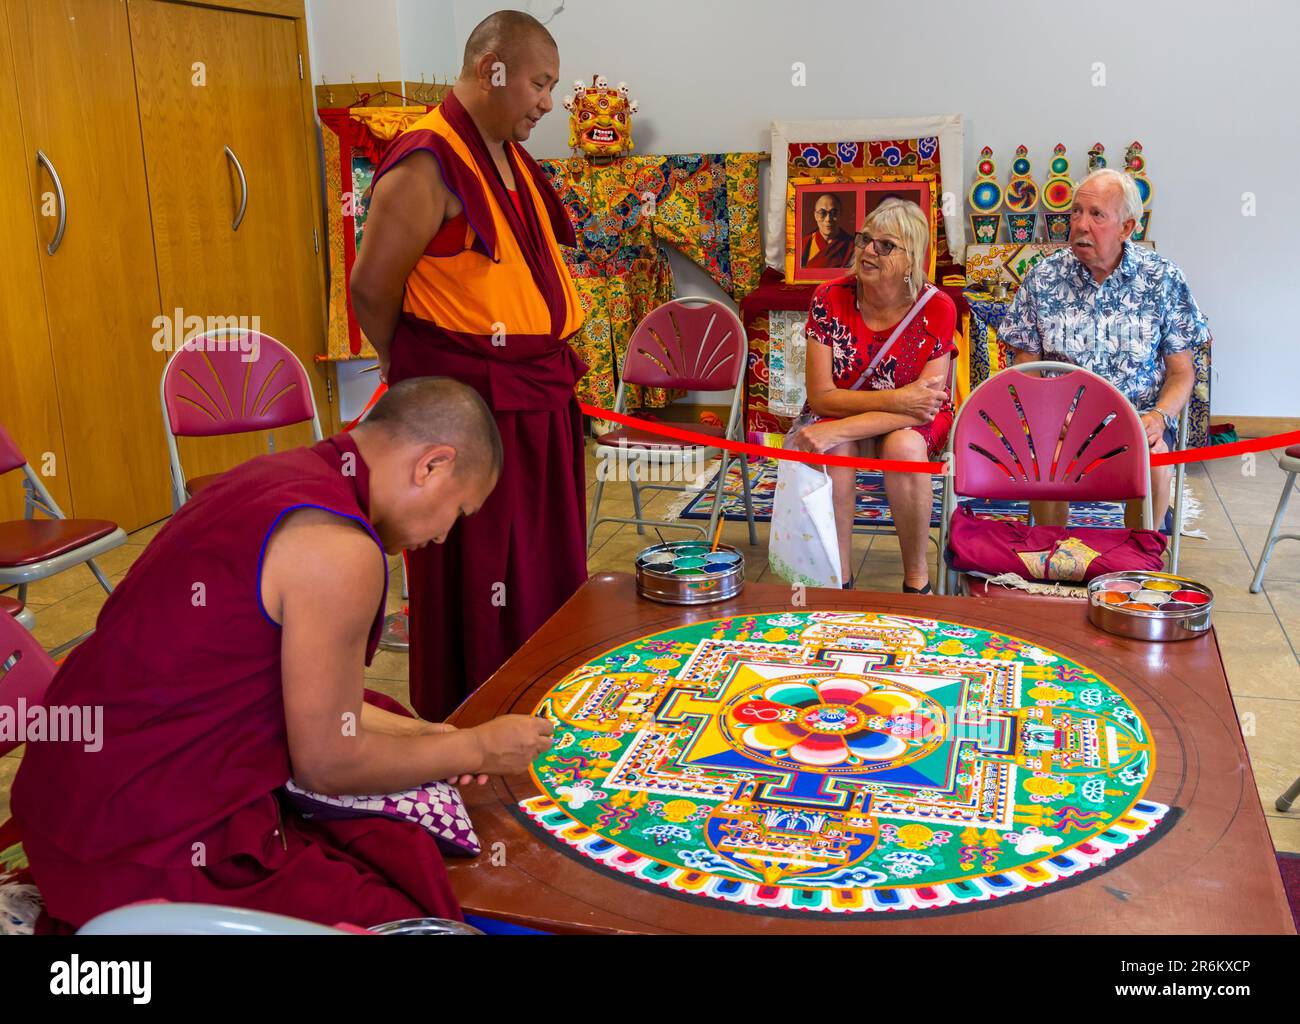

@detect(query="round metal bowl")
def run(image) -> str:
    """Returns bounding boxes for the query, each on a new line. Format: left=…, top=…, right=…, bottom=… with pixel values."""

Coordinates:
left=635, top=540, right=745, bottom=605
left=1087, top=570, right=1214, bottom=642
left=369, top=918, right=485, bottom=935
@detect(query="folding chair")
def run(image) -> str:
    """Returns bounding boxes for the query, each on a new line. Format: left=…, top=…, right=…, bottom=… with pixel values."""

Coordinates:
left=0, top=424, right=126, bottom=652
left=937, top=361, right=1153, bottom=596
left=161, top=329, right=324, bottom=509
left=1249, top=444, right=1300, bottom=593
left=588, top=297, right=757, bottom=549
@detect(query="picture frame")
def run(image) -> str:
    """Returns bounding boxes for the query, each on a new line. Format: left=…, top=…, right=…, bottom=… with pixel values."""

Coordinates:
left=784, top=174, right=937, bottom=285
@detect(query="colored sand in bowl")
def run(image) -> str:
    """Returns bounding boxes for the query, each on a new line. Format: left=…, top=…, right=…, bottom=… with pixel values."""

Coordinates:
left=1120, top=602, right=1159, bottom=611
left=1161, top=601, right=1197, bottom=611
left=674, top=556, right=707, bottom=569
left=705, top=550, right=741, bottom=565
left=1142, top=580, right=1180, bottom=592
left=1171, top=590, right=1210, bottom=605
left=674, top=545, right=709, bottom=556
left=704, top=564, right=732, bottom=574
left=1101, top=580, right=1141, bottom=593
left=671, top=567, right=705, bottom=576
left=640, top=552, right=675, bottom=566
left=1137, top=590, right=1171, bottom=605
left=1098, top=592, right=1129, bottom=605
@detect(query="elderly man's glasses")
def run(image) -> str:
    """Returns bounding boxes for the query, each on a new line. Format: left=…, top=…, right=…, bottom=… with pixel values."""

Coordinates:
left=854, top=232, right=905, bottom=257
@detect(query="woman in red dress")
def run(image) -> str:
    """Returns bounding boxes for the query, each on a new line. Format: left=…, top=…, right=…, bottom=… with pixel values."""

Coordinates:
left=789, top=199, right=957, bottom=593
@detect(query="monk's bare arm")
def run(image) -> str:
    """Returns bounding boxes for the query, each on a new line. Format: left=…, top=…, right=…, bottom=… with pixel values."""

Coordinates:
left=263, top=512, right=552, bottom=794
left=350, top=152, right=448, bottom=377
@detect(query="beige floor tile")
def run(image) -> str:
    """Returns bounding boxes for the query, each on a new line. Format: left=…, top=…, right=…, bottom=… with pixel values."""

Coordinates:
left=27, top=576, right=123, bottom=652
left=125, top=520, right=169, bottom=547
left=1214, top=612, right=1300, bottom=701
left=16, top=543, right=143, bottom=607
left=1264, top=580, right=1300, bottom=649
left=366, top=649, right=410, bottom=682
left=1238, top=522, right=1300, bottom=584
left=1234, top=696, right=1300, bottom=812
left=1265, top=813, right=1300, bottom=854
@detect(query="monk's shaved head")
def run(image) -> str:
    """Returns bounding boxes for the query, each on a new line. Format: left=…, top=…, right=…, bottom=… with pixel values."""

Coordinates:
left=461, top=9, right=556, bottom=76
left=362, top=377, right=502, bottom=480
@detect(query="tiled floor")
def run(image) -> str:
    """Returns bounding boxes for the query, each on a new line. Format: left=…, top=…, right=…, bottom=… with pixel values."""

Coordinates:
left=3, top=444, right=1298, bottom=855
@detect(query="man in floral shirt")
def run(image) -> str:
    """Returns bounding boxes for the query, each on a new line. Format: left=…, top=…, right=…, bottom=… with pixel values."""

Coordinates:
left=999, top=168, right=1208, bottom=529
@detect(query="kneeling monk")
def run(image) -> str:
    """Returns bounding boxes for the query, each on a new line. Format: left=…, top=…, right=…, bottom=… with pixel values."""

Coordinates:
left=12, top=377, right=553, bottom=932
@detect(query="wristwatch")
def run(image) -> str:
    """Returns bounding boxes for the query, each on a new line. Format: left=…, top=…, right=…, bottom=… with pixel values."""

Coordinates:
left=1152, top=405, right=1178, bottom=432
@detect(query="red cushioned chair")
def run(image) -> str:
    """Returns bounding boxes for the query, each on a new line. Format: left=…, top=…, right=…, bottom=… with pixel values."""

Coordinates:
left=161, top=329, right=323, bottom=509
left=937, top=361, right=1154, bottom=597
left=0, top=424, right=126, bottom=646
left=588, top=297, right=757, bottom=550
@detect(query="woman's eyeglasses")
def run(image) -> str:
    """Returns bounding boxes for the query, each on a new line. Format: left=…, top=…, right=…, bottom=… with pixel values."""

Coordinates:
left=854, top=233, right=905, bottom=257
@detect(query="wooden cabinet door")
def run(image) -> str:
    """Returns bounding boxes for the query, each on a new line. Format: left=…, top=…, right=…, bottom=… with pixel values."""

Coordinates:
left=0, top=3, right=70, bottom=521
left=128, top=0, right=328, bottom=485
left=5, top=0, right=171, bottom=530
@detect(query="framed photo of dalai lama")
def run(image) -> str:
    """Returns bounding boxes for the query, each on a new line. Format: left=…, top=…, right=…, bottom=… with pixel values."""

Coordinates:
left=785, top=175, right=937, bottom=285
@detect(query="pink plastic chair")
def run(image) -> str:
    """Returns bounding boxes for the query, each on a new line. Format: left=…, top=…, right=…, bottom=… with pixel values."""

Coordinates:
left=588, top=297, right=756, bottom=549
left=160, top=330, right=323, bottom=508
left=0, top=608, right=58, bottom=758
left=937, top=360, right=1153, bottom=595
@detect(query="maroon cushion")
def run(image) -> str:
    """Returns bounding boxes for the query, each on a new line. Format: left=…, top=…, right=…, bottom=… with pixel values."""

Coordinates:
left=1286, top=444, right=1300, bottom=460
left=596, top=422, right=725, bottom=451
left=0, top=594, right=24, bottom=617
left=0, top=519, right=118, bottom=567
left=186, top=474, right=223, bottom=498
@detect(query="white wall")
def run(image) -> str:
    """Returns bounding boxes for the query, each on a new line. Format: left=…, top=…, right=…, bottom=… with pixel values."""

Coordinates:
left=307, top=0, right=1300, bottom=417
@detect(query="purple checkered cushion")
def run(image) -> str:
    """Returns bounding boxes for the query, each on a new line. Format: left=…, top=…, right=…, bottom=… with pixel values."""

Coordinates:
left=281, top=778, right=481, bottom=857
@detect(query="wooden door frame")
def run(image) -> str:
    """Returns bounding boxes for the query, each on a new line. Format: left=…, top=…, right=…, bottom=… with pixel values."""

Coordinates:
left=142, top=0, right=338, bottom=433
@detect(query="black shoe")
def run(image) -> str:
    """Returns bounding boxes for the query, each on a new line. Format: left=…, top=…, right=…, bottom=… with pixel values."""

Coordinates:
left=902, top=582, right=932, bottom=595
left=841, top=581, right=854, bottom=590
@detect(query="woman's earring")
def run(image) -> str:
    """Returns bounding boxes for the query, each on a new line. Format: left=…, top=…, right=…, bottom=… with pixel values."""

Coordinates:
left=905, top=274, right=912, bottom=285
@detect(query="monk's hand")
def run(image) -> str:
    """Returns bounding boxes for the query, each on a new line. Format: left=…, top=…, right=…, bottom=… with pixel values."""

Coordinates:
left=411, top=721, right=489, bottom=785
left=790, top=421, right=843, bottom=455
left=890, top=377, right=947, bottom=420
left=471, top=714, right=555, bottom=776
left=1140, top=411, right=1164, bottom=448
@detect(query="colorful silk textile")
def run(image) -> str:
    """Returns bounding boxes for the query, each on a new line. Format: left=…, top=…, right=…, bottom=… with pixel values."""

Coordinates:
left=536, top=153, right=765, bottom=409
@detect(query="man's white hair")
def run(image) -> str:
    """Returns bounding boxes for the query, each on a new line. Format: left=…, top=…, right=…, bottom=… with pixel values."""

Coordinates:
left=1079, top=168, right=1143, bottom=224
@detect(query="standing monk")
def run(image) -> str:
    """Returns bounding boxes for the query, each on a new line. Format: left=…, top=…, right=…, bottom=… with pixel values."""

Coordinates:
left=12, top=378, right=554, bottom=931
left=351, top=10, right=587, bottom=721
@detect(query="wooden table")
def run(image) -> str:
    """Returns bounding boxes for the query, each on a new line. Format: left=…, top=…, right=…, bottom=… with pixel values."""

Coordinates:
left=446, top=574, right=1295, bottom=934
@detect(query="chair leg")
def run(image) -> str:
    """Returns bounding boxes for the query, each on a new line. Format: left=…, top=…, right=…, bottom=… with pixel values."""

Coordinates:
left=587, top=470, right=608, bottom=552
left=629, top=458, right=645, bottom=536
left=739, top=454, right=758, bottom=546
left=1277, top=775, right=1300, bottom=812
left=87, top=558, right=115, bottom=596
left=1169, top=462, right=1186, bottom=574
left=706, top=452, right=730, bottom=544
left=1249, top=470, right=1297, bottom=593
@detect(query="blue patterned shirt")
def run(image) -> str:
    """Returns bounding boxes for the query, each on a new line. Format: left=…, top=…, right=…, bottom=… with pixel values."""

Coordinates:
left=998, top=241, right=1208, bottom=413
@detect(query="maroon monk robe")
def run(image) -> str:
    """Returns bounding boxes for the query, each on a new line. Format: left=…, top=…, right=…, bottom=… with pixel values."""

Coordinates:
left=371, top=90, right=588, bottom=721
left=11, top=434, right=462, bottom=932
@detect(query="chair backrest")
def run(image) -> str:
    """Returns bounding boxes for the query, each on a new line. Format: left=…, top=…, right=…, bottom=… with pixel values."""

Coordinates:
left=620, top=298, right=747, bottom=394
left=0, top=612, right=58, bottom=757
left=161, top=330, right=319, bottom=439
left=0, top=423, right=28, bottom=476
left=952, top=361, right=1150, bottom=503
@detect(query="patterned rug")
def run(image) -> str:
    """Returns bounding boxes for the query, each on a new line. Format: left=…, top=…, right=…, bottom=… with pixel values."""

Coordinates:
left=664, top=457, right=1145, bottom=529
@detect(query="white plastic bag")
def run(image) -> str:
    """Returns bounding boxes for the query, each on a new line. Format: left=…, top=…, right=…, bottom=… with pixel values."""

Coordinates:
left=768, top=456, right=842, bottom=588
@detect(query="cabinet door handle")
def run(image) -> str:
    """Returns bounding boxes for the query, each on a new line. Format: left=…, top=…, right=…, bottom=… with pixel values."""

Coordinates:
left=224, top=144, right=248, bottom=231
left=36, top=149, right=67, bottom=255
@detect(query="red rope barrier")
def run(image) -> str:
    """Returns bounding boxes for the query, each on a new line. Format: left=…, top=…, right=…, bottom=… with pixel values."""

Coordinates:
left=580, top=403, right=1300, bottom=475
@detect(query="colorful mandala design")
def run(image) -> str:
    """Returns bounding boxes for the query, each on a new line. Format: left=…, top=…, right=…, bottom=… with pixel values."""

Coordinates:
left=519, top=612, right=1169, bottom=915
left=971, top=181, right=1002, bottom=211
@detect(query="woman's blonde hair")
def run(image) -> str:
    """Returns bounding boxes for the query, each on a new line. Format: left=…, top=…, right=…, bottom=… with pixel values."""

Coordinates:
left=859, top=197, right=930, bottom=299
